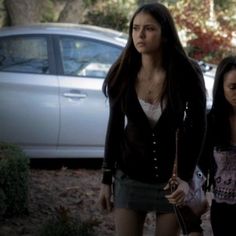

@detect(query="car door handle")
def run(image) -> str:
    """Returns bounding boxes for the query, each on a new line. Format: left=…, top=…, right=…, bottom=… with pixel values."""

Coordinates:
left=63, top=91, right=87, bottom=99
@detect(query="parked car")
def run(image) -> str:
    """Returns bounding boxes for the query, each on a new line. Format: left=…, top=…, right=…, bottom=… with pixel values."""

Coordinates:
left=0, top=23, right=214, bottom=158
left=198, top=61, right=216, bottom=109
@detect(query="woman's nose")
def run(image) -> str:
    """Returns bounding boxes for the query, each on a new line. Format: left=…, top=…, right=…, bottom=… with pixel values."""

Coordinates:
left=138, top=28, right=145, bottom=38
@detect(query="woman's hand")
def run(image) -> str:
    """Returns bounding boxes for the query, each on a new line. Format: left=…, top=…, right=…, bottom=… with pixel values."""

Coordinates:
left=98, top=184, right=113, bottom=212
left=164, top=177, right=190, bottom=205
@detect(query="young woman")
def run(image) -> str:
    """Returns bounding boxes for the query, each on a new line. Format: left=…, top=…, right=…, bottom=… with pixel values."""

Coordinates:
left=98, top=3, right=206, bottom=236
left=199, top=55, right=236, bottom=236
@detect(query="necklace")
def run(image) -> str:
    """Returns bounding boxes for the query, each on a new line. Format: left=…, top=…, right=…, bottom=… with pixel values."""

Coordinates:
left=136, top=70, right=166, bottom=104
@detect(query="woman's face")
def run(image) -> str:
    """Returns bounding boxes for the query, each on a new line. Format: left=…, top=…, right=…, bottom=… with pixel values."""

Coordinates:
left=132, top=12, right=162, bottom=55
left=223, top=69, right=236, bottom=108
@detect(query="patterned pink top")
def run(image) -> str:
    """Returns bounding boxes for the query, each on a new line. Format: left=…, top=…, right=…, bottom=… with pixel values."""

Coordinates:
left=213, top=146, right=236, bottom=204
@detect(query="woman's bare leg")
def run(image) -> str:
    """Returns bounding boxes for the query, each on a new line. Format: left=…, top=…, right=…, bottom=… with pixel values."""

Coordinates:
left=115, top=208, right=146, bottom=236
left=155, top=212, right=179, bottom=236
left=189, top=233, right=203, bottom=236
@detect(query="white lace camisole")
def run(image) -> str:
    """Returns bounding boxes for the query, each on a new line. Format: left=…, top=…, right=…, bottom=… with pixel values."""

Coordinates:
left=138, top=98, right=165, bottom=128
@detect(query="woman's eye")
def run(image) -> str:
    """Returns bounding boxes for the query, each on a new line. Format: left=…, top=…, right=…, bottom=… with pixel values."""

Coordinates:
left=229, top=85, right=236, bottom=90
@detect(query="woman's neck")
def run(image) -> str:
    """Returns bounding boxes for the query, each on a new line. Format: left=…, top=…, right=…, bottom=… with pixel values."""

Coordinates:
left=136, top=55, right=166, bottom=105
left=141, top=55, right=163, bottom=79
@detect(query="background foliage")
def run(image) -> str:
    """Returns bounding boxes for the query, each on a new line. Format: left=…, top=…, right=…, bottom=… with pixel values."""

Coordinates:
left=164, top=0, right=236, bottom=63
left=1, top=0, right=236, bottom=64
left=0, top=143, right=29, bottom=217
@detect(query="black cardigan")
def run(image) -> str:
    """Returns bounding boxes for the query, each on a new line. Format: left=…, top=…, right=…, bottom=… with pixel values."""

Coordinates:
left=102, top=81, right=206, bottom=185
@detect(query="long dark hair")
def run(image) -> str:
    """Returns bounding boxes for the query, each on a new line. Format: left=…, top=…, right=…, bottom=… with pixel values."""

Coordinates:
left=102, top=2, right=205, bottom=113
left=210, top=55, right=236, bottom=146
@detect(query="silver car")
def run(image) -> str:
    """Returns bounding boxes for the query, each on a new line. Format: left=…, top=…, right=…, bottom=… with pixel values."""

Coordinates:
left=198, top=61, right=216, bottom=110
left=0, top=23, right=214, bottom=158
left=0, top=23, right=127, bottom=158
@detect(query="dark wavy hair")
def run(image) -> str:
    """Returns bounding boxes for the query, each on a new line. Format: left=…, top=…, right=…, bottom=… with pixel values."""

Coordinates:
left=210, top=55, right=236, bottom=146
left=102, top=2, right=205, bottom=113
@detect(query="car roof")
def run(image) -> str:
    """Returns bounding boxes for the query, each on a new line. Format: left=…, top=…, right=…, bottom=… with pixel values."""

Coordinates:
left=0, top=23, right=128, bottom=46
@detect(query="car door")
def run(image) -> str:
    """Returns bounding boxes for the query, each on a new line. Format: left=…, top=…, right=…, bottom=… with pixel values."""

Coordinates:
left=0, top=35, right=60, bottom=157
left=57, top=35, right=123, bottom=157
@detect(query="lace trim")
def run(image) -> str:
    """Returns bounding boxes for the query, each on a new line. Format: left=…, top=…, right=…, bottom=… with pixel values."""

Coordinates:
left=138, top=98, right=165, bottom=128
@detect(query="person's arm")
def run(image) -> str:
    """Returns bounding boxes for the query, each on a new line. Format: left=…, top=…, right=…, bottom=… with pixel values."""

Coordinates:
left=98, top=98, right=124, bottom=212
left=198, top=113, right=214, bottom=191
left=178, top=62, right=207, bottom=182
left=101, top=98, right=124, bottom=184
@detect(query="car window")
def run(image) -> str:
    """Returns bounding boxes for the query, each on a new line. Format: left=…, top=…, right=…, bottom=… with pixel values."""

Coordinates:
left=0, top=36, right=49, bottom=74
left=59, top=37, right=122, bottom=78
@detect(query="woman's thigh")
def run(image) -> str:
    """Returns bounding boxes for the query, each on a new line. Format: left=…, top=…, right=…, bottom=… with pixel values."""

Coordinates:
left=114, top=208, right=146, bottom=236
left=155, top=212, right=179, bottom=236
left=115, top=209, right=180, bottom=236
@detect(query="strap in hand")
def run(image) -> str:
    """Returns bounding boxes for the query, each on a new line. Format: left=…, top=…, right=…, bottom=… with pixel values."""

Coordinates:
left=169, top=128, right=180, bottom=192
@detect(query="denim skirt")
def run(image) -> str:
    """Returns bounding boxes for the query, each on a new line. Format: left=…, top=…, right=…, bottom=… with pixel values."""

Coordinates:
left=114, top=170, right=174, bottom=213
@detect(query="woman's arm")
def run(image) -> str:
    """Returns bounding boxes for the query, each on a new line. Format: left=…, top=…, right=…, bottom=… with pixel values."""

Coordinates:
left=178, top=62, right=207, bottom=181
left=101, top=98, right=125, bottom=184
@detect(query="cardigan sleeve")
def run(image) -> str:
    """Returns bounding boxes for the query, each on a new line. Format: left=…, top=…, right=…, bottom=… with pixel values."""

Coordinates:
left=101, top=98, right=124, bottom=184
left=198, top=113, right=215, bottom=190
left=178, top=62, right=207, bottom=182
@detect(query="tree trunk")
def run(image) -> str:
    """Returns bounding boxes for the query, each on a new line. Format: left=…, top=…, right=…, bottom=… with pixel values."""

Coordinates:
left=5, top=0, right=42, bottom=26
left=58, top=0, right=85, bottom=23
left=137, top=0, right=156, bottom=6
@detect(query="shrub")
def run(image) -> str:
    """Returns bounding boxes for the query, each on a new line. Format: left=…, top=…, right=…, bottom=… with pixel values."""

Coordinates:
left=38, top=206, right=96, bottom=236
left=0, top=142, right=29, bottom=217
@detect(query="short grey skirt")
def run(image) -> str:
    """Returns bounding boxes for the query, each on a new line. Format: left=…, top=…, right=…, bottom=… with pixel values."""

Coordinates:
left=114, top=170, right=174, bottom=213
